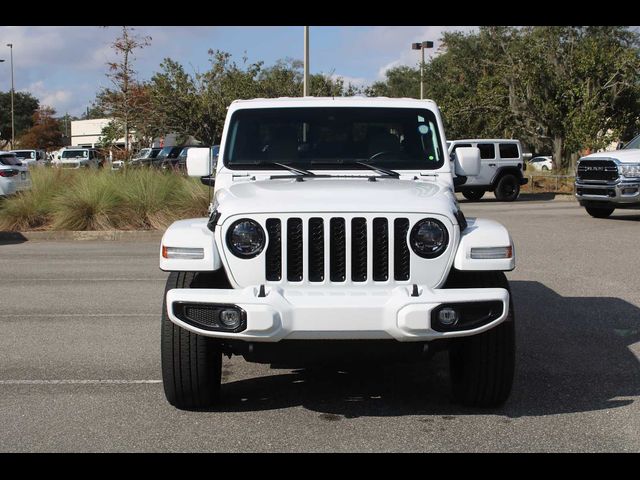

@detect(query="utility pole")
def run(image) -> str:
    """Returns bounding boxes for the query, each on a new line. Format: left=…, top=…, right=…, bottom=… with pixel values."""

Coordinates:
left=303, top=26, right=310, bottom=97
left=7, top=43, right=15, bottom=148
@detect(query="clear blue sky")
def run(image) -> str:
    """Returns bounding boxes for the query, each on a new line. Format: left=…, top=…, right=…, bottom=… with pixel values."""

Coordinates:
left=0, top=26, right=477, bottom=116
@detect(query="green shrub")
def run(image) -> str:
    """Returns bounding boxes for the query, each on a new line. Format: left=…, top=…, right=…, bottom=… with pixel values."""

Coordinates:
left=0, top=167, right=211, bottom=231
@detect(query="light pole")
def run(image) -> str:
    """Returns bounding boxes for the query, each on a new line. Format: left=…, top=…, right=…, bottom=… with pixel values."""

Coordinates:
left=303, top=26, right=310, bottom=97
left=6, top=44, right=15, bottom=149
left=411, top=41, right=434, bottom=100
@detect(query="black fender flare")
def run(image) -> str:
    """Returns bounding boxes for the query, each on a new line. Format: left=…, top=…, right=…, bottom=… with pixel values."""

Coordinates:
left=490, top=166, right=524, bottom=189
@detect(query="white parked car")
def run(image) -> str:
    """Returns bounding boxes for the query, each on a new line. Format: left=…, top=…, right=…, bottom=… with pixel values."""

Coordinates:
left=575, top=133, right=640, bottom=218
left=159, top=97, right=517, bottom=410
left=53, top=148, right=104, bottom=169
left=528, top=156, right=553, bottom=171
left=10, top=149, right=46, bottom=168
left=0, top=152, right=31, bottom=196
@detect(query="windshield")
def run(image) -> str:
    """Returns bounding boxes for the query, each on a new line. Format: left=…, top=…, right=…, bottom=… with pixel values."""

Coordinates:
left=623, top=134, right=640, bottom=150
left=12, top=151, right=35, bottom=159
left=137, top=148, right=151, bottom=158
left=62, top=150, right=88, bottom=159
left=224, top=107, right=445, bottom=171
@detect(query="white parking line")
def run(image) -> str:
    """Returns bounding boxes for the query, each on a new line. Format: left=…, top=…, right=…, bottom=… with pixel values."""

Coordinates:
left=0, top=380, right=162, bottom=385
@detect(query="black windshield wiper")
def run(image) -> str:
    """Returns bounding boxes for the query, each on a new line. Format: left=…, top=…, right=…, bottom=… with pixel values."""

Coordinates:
left=355, top=161, right=400, bottom=178
left=311, top=160, right=400, bottom=178
left=232, top=161, right=315, bottom=176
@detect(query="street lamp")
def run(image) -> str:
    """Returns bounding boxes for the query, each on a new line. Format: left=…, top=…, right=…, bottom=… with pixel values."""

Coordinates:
left=303, top=26, right=310, bottom=97
left=6, top=44, right=14, bottom=149
left=411, top=40, right=434, bottom=100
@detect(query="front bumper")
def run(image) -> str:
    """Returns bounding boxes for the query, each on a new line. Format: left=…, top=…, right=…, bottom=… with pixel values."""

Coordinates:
left=166, top=284, right=510, bottom=342
left=575, top=180, right=640, bottom=205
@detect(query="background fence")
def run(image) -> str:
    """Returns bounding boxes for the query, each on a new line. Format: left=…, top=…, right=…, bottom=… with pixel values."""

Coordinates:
left=521, top=174, right=576, bottom=194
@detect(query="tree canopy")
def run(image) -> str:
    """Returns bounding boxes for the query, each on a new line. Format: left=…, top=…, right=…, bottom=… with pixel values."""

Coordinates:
left=0, top=91, right=39, bottom=149
left=370, top=26, right=640, bottom=169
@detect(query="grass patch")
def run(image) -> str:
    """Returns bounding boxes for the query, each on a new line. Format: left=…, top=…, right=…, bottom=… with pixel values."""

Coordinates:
left=0, top=168, right=210, bottom=231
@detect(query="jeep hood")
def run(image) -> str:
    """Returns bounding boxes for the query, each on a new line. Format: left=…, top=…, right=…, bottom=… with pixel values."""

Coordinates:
left=582, top=149, right=640, bottom=164
left=217, top=178, right=456, bottom=217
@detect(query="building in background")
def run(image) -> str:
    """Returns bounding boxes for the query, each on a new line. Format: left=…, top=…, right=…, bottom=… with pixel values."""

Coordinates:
left=70, top=119, right=202, bottom=150
left=71, top=118, right=125, bottom=148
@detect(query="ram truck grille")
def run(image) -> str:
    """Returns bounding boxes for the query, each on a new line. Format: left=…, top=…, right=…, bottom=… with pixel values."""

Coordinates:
left=264, top=216, right=410, bottom=283
left=577, top=160, right=619, bottom=182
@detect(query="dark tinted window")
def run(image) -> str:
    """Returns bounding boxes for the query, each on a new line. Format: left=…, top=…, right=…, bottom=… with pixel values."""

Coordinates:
left=224, top=107, right=444, bottom=170
left=0, top=154, right=22, bottom=166
left=477, top=144, right=495, bottom=159
left=499, top=143, right=519, bottom=159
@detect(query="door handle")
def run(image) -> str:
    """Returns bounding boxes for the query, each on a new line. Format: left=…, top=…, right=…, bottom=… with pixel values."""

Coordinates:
left=489, top=163, right=496, bottom=167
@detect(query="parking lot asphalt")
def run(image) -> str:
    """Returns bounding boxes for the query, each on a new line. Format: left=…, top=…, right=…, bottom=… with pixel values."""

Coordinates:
left=1, top=197, right=639, bottom=452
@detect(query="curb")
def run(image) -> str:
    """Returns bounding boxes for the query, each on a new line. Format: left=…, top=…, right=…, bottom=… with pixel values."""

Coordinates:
left=0, top=230, right=164, bottom=242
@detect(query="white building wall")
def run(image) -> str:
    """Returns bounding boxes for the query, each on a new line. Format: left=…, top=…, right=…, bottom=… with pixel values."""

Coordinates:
left=71, top=118, right=127, bottom=147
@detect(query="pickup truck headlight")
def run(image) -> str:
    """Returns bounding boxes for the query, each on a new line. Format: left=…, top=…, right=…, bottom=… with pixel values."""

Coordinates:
left=620, top=164, right=640, bottom=178
left=410, top=218, right=449, bottom=258
left=226, top=219, right=266, bottom=258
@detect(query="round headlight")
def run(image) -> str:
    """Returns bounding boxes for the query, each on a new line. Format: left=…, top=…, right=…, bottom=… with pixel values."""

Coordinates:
left=226, top=219, right=266, bottom=258
left=410, top=218, right=449, bottom=258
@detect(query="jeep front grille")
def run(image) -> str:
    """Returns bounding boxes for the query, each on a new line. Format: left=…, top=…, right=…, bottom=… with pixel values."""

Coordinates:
left=265, top=216, right=410, bottom=283
left=577, top=160, right=618, bottom=182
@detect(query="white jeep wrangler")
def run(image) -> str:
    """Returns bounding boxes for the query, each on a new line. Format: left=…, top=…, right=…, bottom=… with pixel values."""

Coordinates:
left=448, top=139, right=529, bottom=201
left=160, top=97, right=517, bottom=409
left=575, top=133, right=640, bottom=218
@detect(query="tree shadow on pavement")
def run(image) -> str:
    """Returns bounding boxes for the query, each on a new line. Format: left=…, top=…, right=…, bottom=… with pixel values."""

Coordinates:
left=212, top=281, right=640, bottom=419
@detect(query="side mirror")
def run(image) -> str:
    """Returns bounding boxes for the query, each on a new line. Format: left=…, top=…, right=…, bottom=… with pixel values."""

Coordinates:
left=186, top=147, right=212, bottom=177
left=454, top=147, right=481, bottom=177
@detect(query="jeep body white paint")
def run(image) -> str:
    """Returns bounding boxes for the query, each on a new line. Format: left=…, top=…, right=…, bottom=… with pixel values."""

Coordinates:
left=575, top=133, right=640, bottom=218
left=160, top=97, right=517, bottom=409
left=448, top=139, right=530, bottom=201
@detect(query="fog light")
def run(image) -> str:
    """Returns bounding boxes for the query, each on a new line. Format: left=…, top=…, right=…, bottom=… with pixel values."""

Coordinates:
left=438, top=307, right=459, bottom=326
left=219, top=309, right=241, bottom=329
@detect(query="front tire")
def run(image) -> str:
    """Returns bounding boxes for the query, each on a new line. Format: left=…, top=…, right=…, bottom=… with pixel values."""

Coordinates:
left=585, top=206, right=615, bottom=218
left=494, top=174, right=520, bottom=201
left=446, top=271, right=515, bottom=407
left=161, top=271, right=222, bottom=409
left=462, top=189, right=485, bottom=201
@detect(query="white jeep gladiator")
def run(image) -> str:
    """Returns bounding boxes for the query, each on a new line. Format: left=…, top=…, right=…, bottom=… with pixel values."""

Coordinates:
left=575, top=133, right=640, bottom=218
left=159, top=97, right=517, bottom=409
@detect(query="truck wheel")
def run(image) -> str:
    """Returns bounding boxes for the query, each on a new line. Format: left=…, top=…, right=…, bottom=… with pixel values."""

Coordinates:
left=446, top=271, right=515, bottom=407
left=462, top=189, right=485, bottom=201
left=585, top=206, right=615, bottom=218
left=494, top=174, right=520, bottom=201
left=161, top=271, right=222, bottom=409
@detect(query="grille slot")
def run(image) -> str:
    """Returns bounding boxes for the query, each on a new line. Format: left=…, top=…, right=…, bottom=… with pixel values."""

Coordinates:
left=287, top=218, right=303, bottom=282
left=265, top=216, right=411, bottom=283
left=577, top=160, right=618, bottom=182
left=265, top=219, right=282, bottom=281
left=330, top=218, right=346, bottom=282
left=351, top=217, right=368, bottom=282
left=308, top=218, right=325, bottom=282
left=394, top=218, right=410, bottom=281
left=372, top=218, right=389, bottom=281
